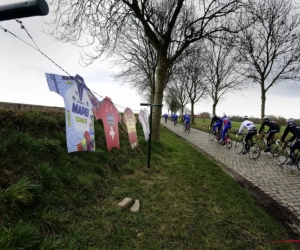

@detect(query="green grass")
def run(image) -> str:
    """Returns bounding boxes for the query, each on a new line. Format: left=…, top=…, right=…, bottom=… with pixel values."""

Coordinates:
left=0, top=110, right=295, bottom=249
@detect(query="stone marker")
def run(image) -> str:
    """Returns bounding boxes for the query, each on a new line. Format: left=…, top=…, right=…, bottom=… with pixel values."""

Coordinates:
left=117, top=197, right=133, bottom=209
left=130, top=200, right=140, bottom=213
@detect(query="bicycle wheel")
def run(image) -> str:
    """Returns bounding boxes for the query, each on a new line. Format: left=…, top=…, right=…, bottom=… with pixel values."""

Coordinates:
left=273, top=146, right=288, bottom=165
left=216, top=132, right=221, bottom=142
left=255, top=138, right=265, bottom=151
left=226, top=140, right=232, bottom=149
left=187, top=126, right=190, bottom=134
left=235, top=139, right=244, bottom=154
left=249, top=143, right=261, bottom=159
left=225, top=134, right=232, bottom=149
left=295, top=152, right=300, bottom=171
left=209, top=132, right=214, bottom=141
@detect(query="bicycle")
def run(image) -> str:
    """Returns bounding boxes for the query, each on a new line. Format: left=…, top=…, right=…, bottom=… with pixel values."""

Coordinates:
left=209, top=127, right=221, bottom=142
left=183, top=122, right=190, bottom=134
left=255, top=132, right=277, bottom=152
left=272, top=140, right=300, bottom=170
left=174, top=119, right=177, bottom=126
left=220, top=130, right=232, bottom=149
left=235, top=133, right=261, bottom=159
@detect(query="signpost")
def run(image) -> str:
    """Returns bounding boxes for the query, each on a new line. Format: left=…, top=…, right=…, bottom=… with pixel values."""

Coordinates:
left=140, top=103, right=163, bottom=168
left=0, top=0, right=49, bottom=21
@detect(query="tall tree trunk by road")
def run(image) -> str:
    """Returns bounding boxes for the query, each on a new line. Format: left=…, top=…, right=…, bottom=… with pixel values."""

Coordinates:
left=191, top=102, right=195, bottom=124
left=152, top=57, right=169, bottom=141
left=261, top=85, right=266, bottom=121
left=181, top=105, right=184, bottom=122
left=212, top=100, right=218, bottom=116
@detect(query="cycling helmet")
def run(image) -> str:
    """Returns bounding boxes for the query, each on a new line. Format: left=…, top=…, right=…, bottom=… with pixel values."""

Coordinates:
left=243, top=116, right=248, bottom=121
left=263, top=117, right=269, bottom=121
left=223, top=112, right=227, bottom=118
left=286, top=118, right=294, bottom=125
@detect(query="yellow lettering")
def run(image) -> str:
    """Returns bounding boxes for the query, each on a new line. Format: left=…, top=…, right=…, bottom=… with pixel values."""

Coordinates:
left=126, top=119, right=136, bottom=133
left=75, top=117, right=87, bottom=124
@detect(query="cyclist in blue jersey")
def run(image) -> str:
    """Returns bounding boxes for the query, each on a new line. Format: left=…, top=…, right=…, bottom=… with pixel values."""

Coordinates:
left=163, top=113, right=168, bottom=123
left=210, top=114, right=222, bottom=135
left=173, top=113, right=178, bottom=125
left=221, top=113, right=232, bottom=145
left=183, top=113, right=190, bottom=131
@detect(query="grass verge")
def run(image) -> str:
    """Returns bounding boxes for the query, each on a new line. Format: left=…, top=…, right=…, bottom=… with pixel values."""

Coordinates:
left=0, top=110, right=294, bottom=249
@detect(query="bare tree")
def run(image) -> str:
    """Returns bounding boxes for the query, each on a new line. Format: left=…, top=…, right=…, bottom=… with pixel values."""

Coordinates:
left=178, top=47, right=208, bottom=124
left=204, top=35, right=244, bottom=116
left=46, top=0, right=248, bottom=141
left=167, top=79, right=189, bottom=122
left=111, top=22, right=158, bottom=103
left=165, top=88, right=181, bottom=114
left=236, top=0, right=300, bottom=120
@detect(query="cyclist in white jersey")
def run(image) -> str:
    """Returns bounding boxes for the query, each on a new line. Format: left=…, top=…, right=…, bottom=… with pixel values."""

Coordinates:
left=237, top=116, right=258, bottom=154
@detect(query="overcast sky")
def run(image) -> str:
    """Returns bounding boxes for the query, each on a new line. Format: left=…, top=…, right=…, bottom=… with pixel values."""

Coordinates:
left=0, top=0, right=299, bottom=119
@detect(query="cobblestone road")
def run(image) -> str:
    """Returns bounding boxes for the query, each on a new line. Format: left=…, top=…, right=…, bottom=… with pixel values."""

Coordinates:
left=161, top=120, right=300, bottom=227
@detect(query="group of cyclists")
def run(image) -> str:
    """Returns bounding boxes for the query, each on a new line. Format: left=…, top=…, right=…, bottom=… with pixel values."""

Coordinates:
left=163, top=112, right=191, bottom=131
left=210, top=114, right=300, bottom=165
left=163, top=112, right=300, bottom=165
left=163, top=113, right=178, bottom=123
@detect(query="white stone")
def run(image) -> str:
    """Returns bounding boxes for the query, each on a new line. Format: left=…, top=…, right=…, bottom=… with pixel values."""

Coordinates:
left=130, top=200, right=140, bottom=213
left=117, top=197, right=133, bottom=209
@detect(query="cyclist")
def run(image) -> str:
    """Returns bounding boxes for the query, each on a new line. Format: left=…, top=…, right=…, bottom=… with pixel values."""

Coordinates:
left=173, top=113, right=178, bottom=125
left=183, top=113, right=190, bottom=131
left=221, top=113, right=232, bottom=145
left=210, top=114, right=222, bottom=135
left=280, top=118, right=300, bottom=165
left=258, top=117, right=280, bottom=152
left=163, top=113, right=168, bottom=123
left=236, top=116, right=258, bottom=154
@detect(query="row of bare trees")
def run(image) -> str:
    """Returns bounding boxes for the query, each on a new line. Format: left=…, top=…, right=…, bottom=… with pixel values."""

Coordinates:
left=46, top=0, right=300, bottom=141
left=165, top=36, right=243, bottom=123
left=164, top=0, right=300, bottom=124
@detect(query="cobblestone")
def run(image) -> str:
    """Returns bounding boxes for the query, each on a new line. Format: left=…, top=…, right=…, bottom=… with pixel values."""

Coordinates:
left=162, top=120, right=300, bottom=222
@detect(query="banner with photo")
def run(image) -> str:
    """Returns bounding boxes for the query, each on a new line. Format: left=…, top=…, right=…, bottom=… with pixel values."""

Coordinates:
left=123, top=108, right=138, bottom=149
left=45, top=73, right=95, bottom=153
left=139, top=108, right=150, bottom=141
left=92, top=96, right=121, bottom=151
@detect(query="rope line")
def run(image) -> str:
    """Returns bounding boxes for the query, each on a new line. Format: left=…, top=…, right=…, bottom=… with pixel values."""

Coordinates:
left=0, top=21, right=141, bottom=112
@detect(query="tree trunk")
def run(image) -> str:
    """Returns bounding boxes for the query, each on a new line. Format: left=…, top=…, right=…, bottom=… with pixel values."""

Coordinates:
left=151, top=81, right=155, bottom=103
left=212, top=98, right=219, bottom=116
left=212, top=103, right=216, bottom=116
left=181, top=105, right=184, bottom=122
left=261, top=86, right=266, bottom=121
left=152, top=57, right=169, bottom=142
left=191, top=102, right=195, bottom=124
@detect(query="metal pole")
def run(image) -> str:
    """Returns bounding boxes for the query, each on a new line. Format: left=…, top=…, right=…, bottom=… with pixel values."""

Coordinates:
left=140, top=103, right=163, bottom=169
